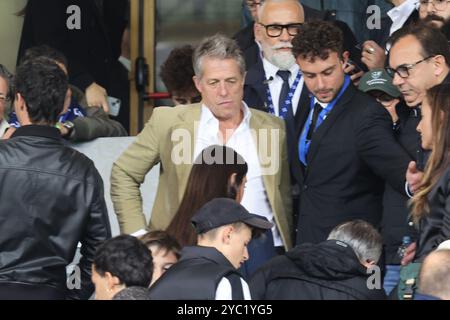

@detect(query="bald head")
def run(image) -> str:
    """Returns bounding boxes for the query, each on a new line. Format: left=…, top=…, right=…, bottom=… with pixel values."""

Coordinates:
left=419, top=250, right=450, bottom=300
left=254, top=0, right=305, bottom=70
left=257, top=0, right=304, bottom=22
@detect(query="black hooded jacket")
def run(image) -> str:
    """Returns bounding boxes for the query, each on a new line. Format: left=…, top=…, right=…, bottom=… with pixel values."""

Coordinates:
left=250, top=240, right=386, bottom=300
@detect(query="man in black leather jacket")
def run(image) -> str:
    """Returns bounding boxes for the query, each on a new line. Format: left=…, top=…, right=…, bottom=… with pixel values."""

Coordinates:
left=0, top=58, right=111, bottom=300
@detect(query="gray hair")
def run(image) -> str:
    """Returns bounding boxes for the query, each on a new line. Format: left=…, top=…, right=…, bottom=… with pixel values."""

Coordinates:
left=327, top=220, right=382, bottom=264
left=0, top=64, right=14, bottom=100
left=192, top=34, right=246, bottom=79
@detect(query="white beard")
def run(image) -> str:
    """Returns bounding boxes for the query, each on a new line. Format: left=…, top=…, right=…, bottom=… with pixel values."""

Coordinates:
left=262, top=42, right=296, bottom=70
left=270, top=51, right=296, bottom=70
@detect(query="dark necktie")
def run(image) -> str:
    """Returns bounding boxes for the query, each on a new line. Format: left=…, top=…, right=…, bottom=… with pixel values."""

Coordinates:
left=307, top=103, right=322, bottom=140
left=276, top=70, right=291, bottom=113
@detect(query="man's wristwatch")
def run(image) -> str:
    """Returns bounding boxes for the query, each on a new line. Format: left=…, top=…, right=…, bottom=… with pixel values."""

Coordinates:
left=63, top=121, right=75, bottom=138
left=56, top=121, right=75, bottom=138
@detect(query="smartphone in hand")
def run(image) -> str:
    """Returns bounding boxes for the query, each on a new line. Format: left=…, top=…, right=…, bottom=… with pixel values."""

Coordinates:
left=108, top=96, right=121, bottom=117
left=348, top=43, right=369, bottom=74
left=345, top=59, right=363, bottom=76
left=416, top=148, right=425, bottom=171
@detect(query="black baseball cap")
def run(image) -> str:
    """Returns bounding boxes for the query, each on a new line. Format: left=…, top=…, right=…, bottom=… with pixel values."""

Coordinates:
left=191, top=198, right=274, bottom=234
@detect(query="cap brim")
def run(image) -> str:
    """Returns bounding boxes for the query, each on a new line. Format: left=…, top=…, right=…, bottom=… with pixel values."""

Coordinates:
left=243, top=214, right=274, bottom=230
left=364, top=85, right=401, bottom=98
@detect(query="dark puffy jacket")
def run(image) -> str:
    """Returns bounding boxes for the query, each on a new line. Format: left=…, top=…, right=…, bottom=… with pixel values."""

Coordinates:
left=381, top=101, right=419, bottom=265
left=149, top=246, right=244, bottom=300
left=250, top=240, right=386, bottom=300
left=0, top=125, right=111, bottom=299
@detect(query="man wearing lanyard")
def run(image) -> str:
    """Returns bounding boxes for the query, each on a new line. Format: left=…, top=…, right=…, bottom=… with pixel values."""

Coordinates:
left=291, top=21, right=413, bottom=245
left=243, top=0, right=362, bottom=176
left=243, top=1, right=307, bottom=237
left=244, top=0, right=306, bottom=165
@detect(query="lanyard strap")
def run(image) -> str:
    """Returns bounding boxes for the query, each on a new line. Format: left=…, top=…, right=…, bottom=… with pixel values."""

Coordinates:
left=299, top=75, right=351, bottom=166
left=265, top=71, right=302, bottom=119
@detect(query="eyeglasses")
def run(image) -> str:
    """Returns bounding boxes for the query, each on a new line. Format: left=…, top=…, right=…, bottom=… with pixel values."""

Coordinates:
left=418, top=0, right=450, bottom=11
left=246, top=0, right=263, bottom=8
left=0, top=95, right=10, bottom=104
left=385, top=56, right=434, bottom=78
left=258, top=23, right=303, bottom=37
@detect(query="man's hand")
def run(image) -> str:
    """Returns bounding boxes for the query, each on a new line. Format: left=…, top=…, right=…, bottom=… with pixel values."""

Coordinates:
left=1, top=127, right=16, bottom=140
left=406, top=161, right=424, bottom=193
left=85, top=82, right=109, bottom=113
left=378, top=98, right=400, bottom=123
left=361, top=41, right=386, bottom=70
left=343, top=63, right=364, bottom=86
left=401, top=242, right=417, bottom=266
left=383, top=104, right=399, bottom=123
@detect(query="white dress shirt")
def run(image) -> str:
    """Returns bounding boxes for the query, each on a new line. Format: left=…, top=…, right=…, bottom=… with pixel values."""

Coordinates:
left=194, top=103, right=282, bottom=247
left=215, top=277, right=252, bottom=300
left=314, top=99, right=328, bottom=112
left=0, top=119, right=10, bottom=138
left=388, top=0, right=418, bottom=37
left=262, top=58, right=304, bottom=117
left=313, top=98, right=328, bottom=118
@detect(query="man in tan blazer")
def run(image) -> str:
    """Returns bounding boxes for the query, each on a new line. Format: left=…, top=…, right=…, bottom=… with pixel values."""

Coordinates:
left=111, top=34, right=292, bottom=273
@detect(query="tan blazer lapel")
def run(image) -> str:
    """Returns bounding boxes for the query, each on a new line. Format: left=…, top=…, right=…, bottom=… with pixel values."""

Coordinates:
left=250, top=112, right=276, bottom=207
left=169, top=104, right=202, bottom=201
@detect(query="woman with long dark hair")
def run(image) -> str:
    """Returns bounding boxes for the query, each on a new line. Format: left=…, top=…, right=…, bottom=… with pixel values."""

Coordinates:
left=166, top=145, right=248, bottom=247
left=411, top=83, right=450, bottom=260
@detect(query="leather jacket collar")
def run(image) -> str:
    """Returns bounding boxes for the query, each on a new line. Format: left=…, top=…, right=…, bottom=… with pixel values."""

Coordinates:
left=12, top=125, right=61, bottom=140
